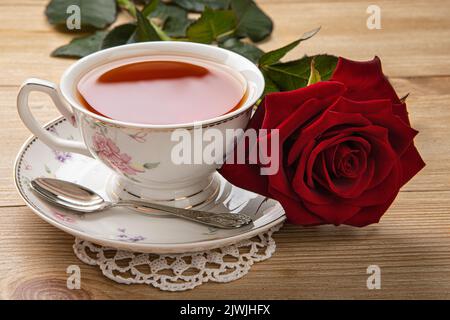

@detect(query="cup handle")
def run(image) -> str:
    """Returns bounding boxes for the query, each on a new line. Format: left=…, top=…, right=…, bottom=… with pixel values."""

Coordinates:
left=17, top=78, right=92, bottom=158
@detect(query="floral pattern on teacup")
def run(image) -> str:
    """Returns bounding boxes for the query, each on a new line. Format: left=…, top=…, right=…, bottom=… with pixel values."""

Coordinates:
left=116, top=228, right=145, bottom=243
left=23, top=160, right=32, bottom=170
left=92, top=133, right=144, bottom=175
left=53, top=150, right=72, bottom=163
left=127, top=131, right=148, bottom=143
left=48, top=126, right=74, bottom=163
left=52, top=210, right=77, bottom=224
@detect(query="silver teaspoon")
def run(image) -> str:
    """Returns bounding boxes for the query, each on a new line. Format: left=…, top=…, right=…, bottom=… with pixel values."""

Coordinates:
left=29, top=178, right=253, bottom=229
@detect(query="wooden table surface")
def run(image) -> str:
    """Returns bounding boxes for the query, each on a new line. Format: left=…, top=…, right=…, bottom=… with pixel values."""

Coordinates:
left=1, top=0, right=449, bottom=299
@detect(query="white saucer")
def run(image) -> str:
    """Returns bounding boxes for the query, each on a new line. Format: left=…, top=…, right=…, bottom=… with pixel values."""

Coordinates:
left=14, top=117, right=285, bottom=253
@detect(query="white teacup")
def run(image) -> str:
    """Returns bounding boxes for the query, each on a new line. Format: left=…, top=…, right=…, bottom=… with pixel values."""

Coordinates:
left=17, top=42, right=264, bottom=207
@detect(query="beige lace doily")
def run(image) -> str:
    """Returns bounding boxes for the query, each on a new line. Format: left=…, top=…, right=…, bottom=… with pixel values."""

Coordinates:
left=73, top=223, right=283, bottom=291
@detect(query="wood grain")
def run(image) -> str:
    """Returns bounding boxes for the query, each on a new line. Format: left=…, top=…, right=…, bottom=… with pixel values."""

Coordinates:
left=0, top=0, right=449, bottom=299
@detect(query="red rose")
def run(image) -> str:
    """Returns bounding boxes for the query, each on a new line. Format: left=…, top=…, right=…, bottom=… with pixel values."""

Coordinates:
left=219, top=57, right=425, bottom=227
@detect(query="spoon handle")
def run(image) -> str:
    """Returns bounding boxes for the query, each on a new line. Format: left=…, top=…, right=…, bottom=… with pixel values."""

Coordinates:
left=116, top=200, right=253, bottom=229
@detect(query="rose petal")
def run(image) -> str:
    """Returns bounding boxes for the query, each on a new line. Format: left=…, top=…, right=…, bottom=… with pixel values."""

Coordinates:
left=291, top=140, right=336, bottom=205
left=359, top=129, right=398, bottom=188
left=348, top=160, right=401, bottom=207
left=330, top=96, right=392, bottom=115
left=302, top=199, right=361, bottom=225
left=343, top=193, right=398, bottom=227
left=393, top=102, right=410, bottom=125
left=306, top=135, right=370, bottom=192
left=262, top=81, right=346, bottom=130
left=331, top=56, right=401, bottom=104
left=365, top=110, right=418, bottom=156
left=329, top=97, right=418, bottom=156
left=219, top=162, right=270, bottom=197
left=326, top=125, right=397, bottom=188
left=399, top=145, right=426, bottom=186
left=220, top=101, right=270, bottom=194
left=305, top=133, right=350, bottom=187
left=268, top=187, right=325, bottom=226
left=268, top=146, right=304, bottom=202
left=328, top=97, right=418, bottom=155
left=287, top=102, right=372, bottom=165
left=277, top=98, right=322, bottom=141
left=316, top=148, right=374, bottom=199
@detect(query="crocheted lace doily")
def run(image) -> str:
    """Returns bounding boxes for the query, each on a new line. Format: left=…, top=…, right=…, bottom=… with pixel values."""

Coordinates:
left=73, top=223, right=283, bottom=291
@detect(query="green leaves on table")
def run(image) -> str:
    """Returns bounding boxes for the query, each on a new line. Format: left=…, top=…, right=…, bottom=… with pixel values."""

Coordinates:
left=141, top=0, right=160, bottom=17
left=172, top=0, right=231, bottom=12
left=117, top=0, right=170, bottom=41
left=256, top=27, right=338, bottom=93
left=101, top=23, right=136, bottom=49
left=230, top=0, right=273, bottom=42
left=135, top=10, right=162, bottom=41
left=219, top=38, right=264, bottom=63
left=148, top=2, right=191, bottom=37
left=46, top=0, right=117, bottom=30
left=259, top=27, right=321, bottom=66
left=186, top=7, right=236, bottom=43
left=47, top=0, right=274, bottom=58
left=260, top=54, right=338, bottom=92
left=261, top=70, right=280, bottom=95
left=174, top=0, right=273, bottom=42
left=51, top=31, right=107, bottom=58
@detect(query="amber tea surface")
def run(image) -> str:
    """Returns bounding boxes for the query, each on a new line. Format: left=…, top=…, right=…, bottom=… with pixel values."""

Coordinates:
left=77, top=57, right=246, bottom=125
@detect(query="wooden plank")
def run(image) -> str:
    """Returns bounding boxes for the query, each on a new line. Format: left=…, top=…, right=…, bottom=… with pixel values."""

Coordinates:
left=1, top=189, right=450, bottom=299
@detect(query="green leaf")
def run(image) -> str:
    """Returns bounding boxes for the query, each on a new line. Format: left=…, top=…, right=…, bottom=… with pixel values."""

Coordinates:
left=149, top=2, right=187, bottom=21
left=118, top=1, right=171, bottom=40
left=51, top=31, right=107, bottom=58
left=219, top=38, right=264, bottom=63
left=117, top=0, right=137, bottom=17
left=172, top=0, right=231, bottom=12
left=142, top=0, right=160, bottom=17
left=263, top=54, right=337, bottom=91
left=313, top=54, right=338, bottom=81
left=149, top=3, right=191, bottom=37
left=102, top=23, right=136, bottom=49
left=45, top=165, right=52, bottom=174
left=186, top=8, right=237, bottom=44
left=143, top=162, right=160, bottom=170
left=261, top=70, right=279, bottom=95
left=258, top=27, right=321, bottom=66
left=45, top=0, right=117, bottom=30
left=153, top=22, right=172, bottom=41
left=400, top=93, right=410, bottom=103
left=307, top=58, right=321, bottom=86
left=135, top=10, right=162, bottom=42
left=230, top=0, right=272, bottom=42
left=164, top=17, right=193, bottom=38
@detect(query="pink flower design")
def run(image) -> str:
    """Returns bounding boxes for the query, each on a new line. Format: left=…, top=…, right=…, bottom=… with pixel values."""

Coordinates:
left=52, top=210, right=76, bottom=224
left=23, top=160, right=32, bottom=170
left=92, top=133, right=143, bottom=175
